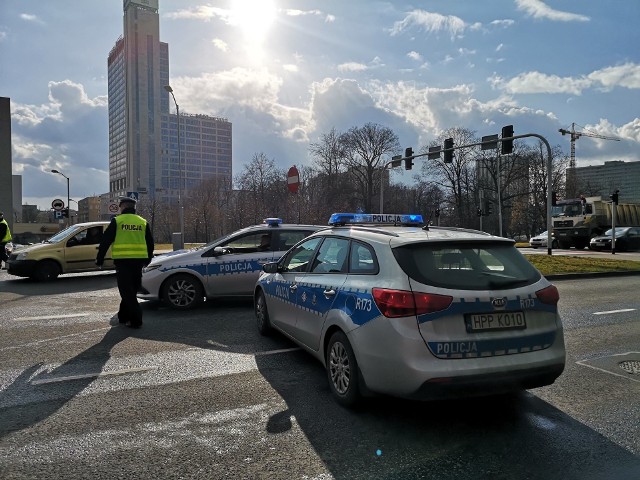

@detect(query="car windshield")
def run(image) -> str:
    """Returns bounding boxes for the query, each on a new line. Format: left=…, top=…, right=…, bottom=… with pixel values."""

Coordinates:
left=46, top=225, right=84, bottom=243
left=393, top=241, right=541, bottom=290
left=603, top=227, right=629, bottom=236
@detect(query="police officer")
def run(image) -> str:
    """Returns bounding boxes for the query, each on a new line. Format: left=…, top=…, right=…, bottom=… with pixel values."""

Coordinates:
left=96, top=197, right=154, bottom=328
left=0, top=211, right=11, bottom=269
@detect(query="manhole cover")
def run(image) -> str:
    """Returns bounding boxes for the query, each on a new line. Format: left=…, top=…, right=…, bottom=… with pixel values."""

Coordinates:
left=619, top=361, right=640, bottom=374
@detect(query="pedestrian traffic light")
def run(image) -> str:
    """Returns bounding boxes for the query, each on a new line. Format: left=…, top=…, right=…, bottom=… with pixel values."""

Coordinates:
left=443, top=138, right=454, bottom=163
left=610, top=190, right=619, bottom=205
left=477, top=206, right=482, bottom=217
left=552, top=191, right=557, bottom=206
left=501, top=125, right=514, bottom=155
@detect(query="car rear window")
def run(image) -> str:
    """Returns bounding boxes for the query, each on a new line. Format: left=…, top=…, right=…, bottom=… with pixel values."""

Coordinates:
left=392, top=241, right=541, bottom=290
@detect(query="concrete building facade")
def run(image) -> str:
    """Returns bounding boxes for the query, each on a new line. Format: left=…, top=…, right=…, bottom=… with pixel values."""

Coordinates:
left=107, top=0, right=232, bottom=206
left=573, top=160, right=640, bottom=204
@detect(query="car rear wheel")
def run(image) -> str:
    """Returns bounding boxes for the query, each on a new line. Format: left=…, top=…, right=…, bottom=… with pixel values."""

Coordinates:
left=255, top=290, right=272, bottom=335
left=33, top=260, right=61, bottom=281
left=326, top=331, right=360, bottom=407
left=162, top=273, right=204, bottom=309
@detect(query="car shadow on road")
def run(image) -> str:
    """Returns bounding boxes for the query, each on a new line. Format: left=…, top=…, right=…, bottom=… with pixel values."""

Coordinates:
left=0, top=326, right=129, bottom=439
left=253, top=349, right=640, bottom=480
left=1, top=272, right=117, bottom=297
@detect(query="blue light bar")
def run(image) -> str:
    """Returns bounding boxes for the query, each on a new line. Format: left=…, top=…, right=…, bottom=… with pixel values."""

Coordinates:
left=328, top=213, right=424, bottom=226
left=263, top=218, right=283, bottom=226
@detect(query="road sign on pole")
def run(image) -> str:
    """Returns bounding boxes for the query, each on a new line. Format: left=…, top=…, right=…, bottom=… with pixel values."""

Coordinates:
left=51, top=198, right=65, bottom=211
left=287, top=166, right=300, bottom=193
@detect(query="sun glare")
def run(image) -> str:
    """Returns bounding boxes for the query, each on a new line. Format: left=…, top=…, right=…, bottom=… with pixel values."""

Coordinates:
left=229, top=0, right=276, bottom=61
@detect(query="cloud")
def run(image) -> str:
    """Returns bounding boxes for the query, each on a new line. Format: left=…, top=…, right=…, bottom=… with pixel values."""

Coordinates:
left=212, top=38, right=228, bottom=52
left=490, top=63, right=640, bottom=95
left=164, top=6, right=230, bottom=22
left=338, top=62, right=368, bottom=72
left=19, top=13, right=44, bottom=24
left=390, top=10, right=467, bottom=40
left=515, top=0, right=590, bottom=22
left=407, top=51, right=423, bottom=62
left=588, top=63, right=640, bottom=90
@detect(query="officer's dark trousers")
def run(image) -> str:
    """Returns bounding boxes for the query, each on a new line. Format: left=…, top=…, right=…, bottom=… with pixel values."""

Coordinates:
left=114, top=259, right=146, bottom=326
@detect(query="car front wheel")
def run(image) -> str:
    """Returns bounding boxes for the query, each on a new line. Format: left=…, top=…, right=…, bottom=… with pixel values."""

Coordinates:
left=255, top=290, right=272, bottom=335
left=162, top=273, right=204, bottom=309
left=326, top=331, right=360, bottom=407
left=33, top=260, right=61, bottom=281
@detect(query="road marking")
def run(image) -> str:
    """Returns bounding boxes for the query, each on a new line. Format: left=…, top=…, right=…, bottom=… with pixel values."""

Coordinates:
left=593, top=308, right=636, bottom=315
left=576, top=351, right=640, bottom=384
left=255, top=347, right=301, bottom=356
left=15, top=313, right=90, bottom=321
left=0, top=327, right=110, bottom=352
left=30, top=366, right=157, bottom=385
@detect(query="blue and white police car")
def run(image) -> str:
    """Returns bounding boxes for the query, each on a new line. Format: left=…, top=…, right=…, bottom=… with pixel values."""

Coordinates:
left=138, top=219, right=322, bottom=309
left=254, top=213, right=566, bottom=406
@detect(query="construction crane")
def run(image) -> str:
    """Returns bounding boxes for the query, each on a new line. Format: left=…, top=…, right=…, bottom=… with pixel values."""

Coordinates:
left=559, top=122, right=620, bottom=170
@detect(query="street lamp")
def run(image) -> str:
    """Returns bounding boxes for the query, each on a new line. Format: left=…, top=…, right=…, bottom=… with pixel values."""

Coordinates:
left=51, top=169, right=70, bottom=227
left=164, top=85, right=184, bottom=249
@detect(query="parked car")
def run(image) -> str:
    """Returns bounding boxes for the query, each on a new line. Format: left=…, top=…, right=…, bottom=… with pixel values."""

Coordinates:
left=589, top=227, right=640, bottom=251
left=529, top=231, right=558, bottom=249
left=138, top=218, right=323, bottom=309
left=6, top=222, right=113, bottom=281
left=255, top=213, right=566, bottom=406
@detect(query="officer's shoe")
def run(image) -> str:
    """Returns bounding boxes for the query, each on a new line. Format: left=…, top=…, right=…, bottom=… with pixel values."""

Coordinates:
left=124, top=321, right=142, bottom=329
left=109, top=314, right=126, bottom=326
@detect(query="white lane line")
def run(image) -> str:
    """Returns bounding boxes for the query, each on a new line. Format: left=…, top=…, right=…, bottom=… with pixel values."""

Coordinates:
left=0, top=327, right=110, bottom=352
left=15, top=313, right=91, bottom=321
left=576, top=359, right=640, bottom=384
left=255, top=347, right=301, bottom=356
left=30, top=366, right=157, bottom=385
left=593, top=308, right=636, bottom=315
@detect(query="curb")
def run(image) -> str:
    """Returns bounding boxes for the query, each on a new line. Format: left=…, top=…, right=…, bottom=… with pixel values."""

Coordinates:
left=546, top=270, right=640, bottom=280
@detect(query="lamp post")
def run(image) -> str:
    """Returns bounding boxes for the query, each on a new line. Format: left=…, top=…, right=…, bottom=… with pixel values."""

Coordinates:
left=164, top=85, right=184, bottom=249
left=51, top=169, right=70, bottom=227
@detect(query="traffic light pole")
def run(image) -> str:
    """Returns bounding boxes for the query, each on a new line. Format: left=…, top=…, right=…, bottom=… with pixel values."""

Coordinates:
left=399, top=132, right=554, bottom=255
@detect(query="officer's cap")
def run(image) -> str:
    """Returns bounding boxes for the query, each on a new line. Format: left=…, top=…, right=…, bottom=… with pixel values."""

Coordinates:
left=118, top=196, right=137, bottom=206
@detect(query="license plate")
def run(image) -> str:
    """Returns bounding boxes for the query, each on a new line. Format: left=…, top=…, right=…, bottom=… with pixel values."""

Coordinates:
left=594, top=242, right=604, bottom=246
left=465, top=311, right=526, bottom=332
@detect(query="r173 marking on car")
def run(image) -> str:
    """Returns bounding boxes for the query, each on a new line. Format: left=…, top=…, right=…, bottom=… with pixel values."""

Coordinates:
left=466, top=311, right=526, bottom=332
left=520, top=298, right=535, bottom=309
left=355, top=297, right=372, bottom=311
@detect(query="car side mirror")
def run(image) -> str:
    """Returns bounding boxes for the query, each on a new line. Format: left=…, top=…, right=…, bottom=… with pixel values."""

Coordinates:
left=262, top=262, right=279, bottom=274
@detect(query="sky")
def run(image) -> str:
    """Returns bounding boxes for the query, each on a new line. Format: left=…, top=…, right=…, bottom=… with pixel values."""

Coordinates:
left=1, top=0, right=639, bottom=209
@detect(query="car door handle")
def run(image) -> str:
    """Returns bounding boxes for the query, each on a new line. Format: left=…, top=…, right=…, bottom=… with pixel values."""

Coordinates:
left=289, top=284, right=298, bottom=291
left=323, top=288, right=336, bottom=297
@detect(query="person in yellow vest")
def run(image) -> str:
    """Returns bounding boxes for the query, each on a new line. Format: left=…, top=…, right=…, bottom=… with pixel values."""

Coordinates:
left=0, top=211, right=12, bottom=269
left=96, top=197, right=154, bottom=328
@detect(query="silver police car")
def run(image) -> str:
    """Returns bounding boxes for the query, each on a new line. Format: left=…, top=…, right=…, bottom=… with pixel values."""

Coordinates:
left=254, top=213, right=565, bottom=406
left=138, top=219, right=322, bottom=309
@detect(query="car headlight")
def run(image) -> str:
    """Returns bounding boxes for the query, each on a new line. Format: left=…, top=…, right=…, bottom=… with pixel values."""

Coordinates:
left=143, top=264, right=162, bottom=273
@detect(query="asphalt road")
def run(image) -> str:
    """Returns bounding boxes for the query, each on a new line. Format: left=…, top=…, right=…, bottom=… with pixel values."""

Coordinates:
left=0, top=269, right=638, bottom=479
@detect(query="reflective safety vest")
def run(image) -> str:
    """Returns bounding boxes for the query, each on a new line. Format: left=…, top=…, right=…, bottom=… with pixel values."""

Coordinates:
left=0, top=219, right=11, bottom=243
left=112, top=214, right=148, bottom=259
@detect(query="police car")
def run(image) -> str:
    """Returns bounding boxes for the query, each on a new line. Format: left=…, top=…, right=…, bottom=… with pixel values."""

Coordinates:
left=138, top=219, right=322, bottom=309
left=254, top=213, right=566, bottom=406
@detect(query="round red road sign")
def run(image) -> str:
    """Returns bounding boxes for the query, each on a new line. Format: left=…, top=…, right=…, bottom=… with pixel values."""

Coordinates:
left=287, top=165, right=300, bottom=193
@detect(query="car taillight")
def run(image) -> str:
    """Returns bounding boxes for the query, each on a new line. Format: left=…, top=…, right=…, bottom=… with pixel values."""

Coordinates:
left=372, top=288, right=453, bottom=318
left=536, top=284, right=559, bottom=305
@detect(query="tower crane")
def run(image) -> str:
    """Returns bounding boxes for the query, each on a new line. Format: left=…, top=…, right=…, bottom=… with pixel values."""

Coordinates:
left=559, top=122, right=620, bottom=169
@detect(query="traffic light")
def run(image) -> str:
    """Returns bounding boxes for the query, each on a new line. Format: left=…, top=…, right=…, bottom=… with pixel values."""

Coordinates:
left=62, top=207, right=69, bottom=218
left=404, top=147, right=414, bottom=170
left=485, top=200, right=493, bottom=215
left=443, top=138, right=454, bottom=163
left=610, top=190, right=619, bottom=205
left=477, top=206, right=482, bottom=217
left=435, top=208, right=440, bottom=218
left=552, top=191, right=557, bottom=206
left=501, top=125, right=514, bottom=155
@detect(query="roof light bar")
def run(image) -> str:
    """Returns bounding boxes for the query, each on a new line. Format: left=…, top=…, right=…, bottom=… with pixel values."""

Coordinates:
left=263, top=218, right=283, bottom=226
left=328, top=213, right=424, bottom=226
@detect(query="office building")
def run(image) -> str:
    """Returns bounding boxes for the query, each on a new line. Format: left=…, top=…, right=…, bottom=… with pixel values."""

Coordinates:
left=573, top=160, right=640, bottom=204
left=107, top=0, right=232, bottom=205
left=0, top=97, right=13, bottom=228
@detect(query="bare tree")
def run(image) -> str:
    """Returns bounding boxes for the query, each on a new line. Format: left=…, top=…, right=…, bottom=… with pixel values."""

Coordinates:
left=339, top=123, right=401, bottom=213
left=234, top=153, right=287, bottom=224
